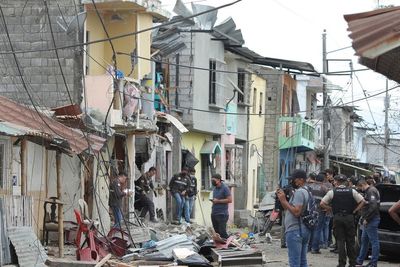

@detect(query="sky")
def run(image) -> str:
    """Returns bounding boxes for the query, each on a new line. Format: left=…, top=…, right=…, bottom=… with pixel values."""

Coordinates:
left=160, top=0, right=400, bottom=134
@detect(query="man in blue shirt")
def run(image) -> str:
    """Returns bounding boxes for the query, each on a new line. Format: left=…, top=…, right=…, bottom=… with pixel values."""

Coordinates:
left=211, top=173, right=232, bottom=239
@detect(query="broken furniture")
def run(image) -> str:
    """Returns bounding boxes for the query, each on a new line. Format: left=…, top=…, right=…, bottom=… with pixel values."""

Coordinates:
left=210, top=248, right=264, bottom=266
left=42, top=197, right=76, bottom=245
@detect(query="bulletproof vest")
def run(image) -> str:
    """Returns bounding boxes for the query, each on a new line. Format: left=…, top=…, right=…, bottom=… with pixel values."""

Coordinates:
left=332, top=187, right=356, bottom=215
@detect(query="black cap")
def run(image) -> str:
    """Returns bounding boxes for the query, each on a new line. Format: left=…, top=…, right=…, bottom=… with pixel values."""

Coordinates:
left=288, top=169, right=307, bottom=180
left=334, top=174, right=347, bottom=181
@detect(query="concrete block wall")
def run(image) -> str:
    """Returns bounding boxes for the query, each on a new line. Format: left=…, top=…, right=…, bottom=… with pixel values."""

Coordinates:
left=253, top=67, right=283, bottom=191
left=0, top=0, right=83, bottom=108
left=168, top=34, right=194, bottom=127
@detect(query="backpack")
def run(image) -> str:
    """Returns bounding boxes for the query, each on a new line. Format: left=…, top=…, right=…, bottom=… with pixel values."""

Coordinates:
left=300, top=187, right=319, bottom=230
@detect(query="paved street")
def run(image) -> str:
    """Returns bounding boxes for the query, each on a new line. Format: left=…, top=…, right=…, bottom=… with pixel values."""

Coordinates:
left=255, top=237, right=400, bottom=267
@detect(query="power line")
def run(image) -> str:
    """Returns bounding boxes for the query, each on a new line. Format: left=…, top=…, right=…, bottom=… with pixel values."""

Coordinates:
left=0, top=0, right=242, bottom=55
left=43, top=0, right=74, bottom=104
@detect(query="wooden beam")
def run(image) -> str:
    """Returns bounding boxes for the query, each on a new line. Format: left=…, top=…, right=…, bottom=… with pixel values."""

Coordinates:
left=56, top=150, right=64, bottom=258
left=20, top=139, right=27, bottom=196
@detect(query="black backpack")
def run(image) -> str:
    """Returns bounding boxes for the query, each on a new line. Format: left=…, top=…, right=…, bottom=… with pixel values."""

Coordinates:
left=300, top=187, right=319, bottom=230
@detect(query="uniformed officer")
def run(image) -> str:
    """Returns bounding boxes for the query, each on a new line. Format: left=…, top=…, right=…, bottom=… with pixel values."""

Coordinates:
left=134, top=167, right=158, bottom=222
left=320, top=174, right=364, bottom=267
left=169, top=167, right=190, bottom=224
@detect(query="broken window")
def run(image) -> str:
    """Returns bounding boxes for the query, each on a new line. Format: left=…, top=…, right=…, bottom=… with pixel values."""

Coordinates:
left=225, top=145, right=243, bottom=186
left=252, top=88, right=257, bottom=113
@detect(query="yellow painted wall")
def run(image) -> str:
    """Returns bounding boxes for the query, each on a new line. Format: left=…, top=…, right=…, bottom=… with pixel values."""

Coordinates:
left=86, top=10, right=152, bottom=79
left=181, top=132, right=214, bottom=226
left=247, top=74, right=266, bottom=212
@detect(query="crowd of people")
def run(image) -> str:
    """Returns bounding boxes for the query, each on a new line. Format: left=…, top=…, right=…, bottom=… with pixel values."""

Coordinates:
left=278, top=169, right=400, bottom=267
left=107, top=166, right=400, bottom=267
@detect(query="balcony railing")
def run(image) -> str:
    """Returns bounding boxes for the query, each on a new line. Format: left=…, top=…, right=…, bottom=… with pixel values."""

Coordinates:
left=278, top=116, right=315, bottom=151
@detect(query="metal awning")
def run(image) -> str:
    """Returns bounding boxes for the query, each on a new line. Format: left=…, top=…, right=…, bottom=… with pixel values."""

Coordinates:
left=344, top=6, right=400, bottom=83
left=157, top=112, right=188, bottom=133
left=200, top=141, right=221, bottom=154
left=331, top=160, right=373, bottom=175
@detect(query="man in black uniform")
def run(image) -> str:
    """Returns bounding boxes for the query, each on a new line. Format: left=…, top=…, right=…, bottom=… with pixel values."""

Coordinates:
left=185, top=168, right=198, bottom=221
left=135, top=167, right=158, bottom=222
left=169, top=167, right=190, bottom=224
left=355, top=179, right=381, bottom=267
left=321, top=174, right=364, bottom=267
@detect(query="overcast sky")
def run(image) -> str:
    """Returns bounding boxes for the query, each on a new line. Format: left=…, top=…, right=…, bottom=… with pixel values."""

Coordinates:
left=161, top=0, right=400, bottom=133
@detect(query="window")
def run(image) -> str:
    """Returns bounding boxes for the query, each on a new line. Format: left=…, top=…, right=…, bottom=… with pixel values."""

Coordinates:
left=201, top=153, right=221, bottom=190
left=252, top=88, right=257, bottom=113
left=237, top=68, right=245, bottom=103
left=345, top=122, right=353, bottom=142
left=209, top=60, right=216, bottom=104
left=259, top=92, right=263, bottom=115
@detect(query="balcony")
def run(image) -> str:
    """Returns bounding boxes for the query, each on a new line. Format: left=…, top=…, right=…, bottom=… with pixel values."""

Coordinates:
left=278, top=116, right=315, bottom=152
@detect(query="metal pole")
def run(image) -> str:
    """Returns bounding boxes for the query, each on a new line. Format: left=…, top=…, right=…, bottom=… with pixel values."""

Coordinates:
left=56, top=151, right=64, bottom=258
left=384, top=79, right=389, bottom=167
left=322, top=29, right=330, bottom=169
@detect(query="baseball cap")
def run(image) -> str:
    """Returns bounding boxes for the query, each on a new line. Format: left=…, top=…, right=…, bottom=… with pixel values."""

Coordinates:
left=334, top=174, right=347, bottom=181
left=287, top=169, right=307, bottom=180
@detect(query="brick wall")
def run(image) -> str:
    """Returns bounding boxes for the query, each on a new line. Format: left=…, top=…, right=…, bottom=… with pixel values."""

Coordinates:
left=0, top=0, right=83, bottom=108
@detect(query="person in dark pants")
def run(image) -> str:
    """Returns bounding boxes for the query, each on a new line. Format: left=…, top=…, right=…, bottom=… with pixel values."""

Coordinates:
left=307, top=173, right=329, bottom=254
left=109, top=172, right=131, bottom=228
left=135, top=167, right=158, bottom=223
left=321, top=174, right=364, bottom=267
left=355, top=179, right=381, bottom=267
left=169, top=167, right=190, bottom=224
left=186, top=168, right=198, bottom=221
left=211, top=173, right=232, bottom=239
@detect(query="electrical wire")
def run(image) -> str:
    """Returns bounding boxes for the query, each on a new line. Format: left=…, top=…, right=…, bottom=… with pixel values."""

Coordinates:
left=0, top=0, right=243, bottom=55
left=43, top=0, right=74, bottom=104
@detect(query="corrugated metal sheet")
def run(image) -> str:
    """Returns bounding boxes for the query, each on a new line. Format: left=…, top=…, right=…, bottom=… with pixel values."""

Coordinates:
left=7, top=227, right=47, bottom=267
left=344, top=6, right=400, bottom=83
left=0, top=96, right=105, bottom=154
left=344, top=6, right=400, bottom=58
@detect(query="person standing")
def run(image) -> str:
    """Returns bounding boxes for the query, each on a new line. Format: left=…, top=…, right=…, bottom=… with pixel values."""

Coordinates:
left=186, top=168, right=198, bottom=222
left=307, top=173, right=328, bottom=254
left=211, top=173, right=232, bottom=239
left=169, top=167, right=190, bottom=224
left=109, top=172, right=131, bottom=228
left=276, top=169, right=311, bottom=267
left=355, top=179, right=381, bottom=267
left=320, top=174, right=364, bottom=267
left=134, top=167, right=158, bottom=223
left=389, top=200, right=400, bottom=225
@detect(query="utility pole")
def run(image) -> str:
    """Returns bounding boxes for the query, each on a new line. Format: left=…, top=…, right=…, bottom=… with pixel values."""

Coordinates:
left=384, top=79, right=389, bottom=166
left=322, top=29, right=330, bottom=169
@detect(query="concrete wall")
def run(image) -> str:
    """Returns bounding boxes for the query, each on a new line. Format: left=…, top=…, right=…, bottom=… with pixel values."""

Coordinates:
left=246, top=73, right=265, bottom=211
left=182, top=132, right=214, bottom=226
left=0, top=0, right=83, bottom=107
left=366, top=136, right=400, bottom=171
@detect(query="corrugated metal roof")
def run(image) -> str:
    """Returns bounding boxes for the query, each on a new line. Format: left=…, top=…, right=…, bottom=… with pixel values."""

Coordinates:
left=0, top=96, right=105, bottom=154
left=344, top=6, right=400, bottom=83
left=344, top=6, right=400, bottom=58
left=7, top=227, right=47, bottom=267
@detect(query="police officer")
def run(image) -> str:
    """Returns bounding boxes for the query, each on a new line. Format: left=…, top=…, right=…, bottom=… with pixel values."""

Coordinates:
left=169, top=167, right=190, bottom=224
left=320, top=174, right=364, bottom=267
left=134, top=167, right=158, bottom=222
